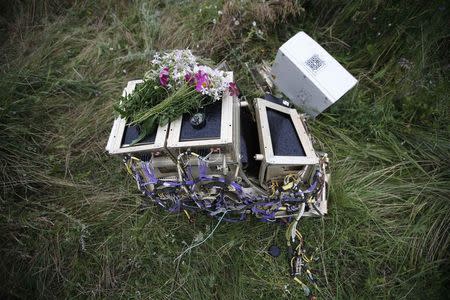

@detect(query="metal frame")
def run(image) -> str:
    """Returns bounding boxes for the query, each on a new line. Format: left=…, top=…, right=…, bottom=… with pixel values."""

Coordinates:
left=105, top=75, right=329, bottom=216
left=254, top=98, right=319, bottom=186
left=165, top=72, right=241, bottom=179
left=255, top=98, right=318, bottom=165
left=106, top=80, right=168, bottom=155
left=166, top=72, right=235, bottom=151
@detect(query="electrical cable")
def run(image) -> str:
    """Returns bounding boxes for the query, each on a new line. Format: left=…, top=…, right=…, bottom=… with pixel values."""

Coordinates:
left=173, top=212, right=226, bottom=262
left=125, top=151, right=328, bottom=297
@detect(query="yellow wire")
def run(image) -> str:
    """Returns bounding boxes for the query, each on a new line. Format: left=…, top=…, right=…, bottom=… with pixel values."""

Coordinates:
left=286, top=222, right=294, bottom=241
left=270, top=180, right=279, bottom=197
left=125, top=162, right=132, bottom=175
left=293, top=277, right=307, bottom=287
left=270, top=182, right=275, bottom=197
left=183, top=209, right=191, bottom=220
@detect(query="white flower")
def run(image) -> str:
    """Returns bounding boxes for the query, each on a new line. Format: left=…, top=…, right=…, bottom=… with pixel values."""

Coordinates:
left=146, top=50, right=232, bottom=99
left=252, top=21, right=257, bottom=27
left=213, top=18, right=217, bottom=24
left=234, top=20, right=240, bottom=26
left=218, top=10, right=223, bottom=15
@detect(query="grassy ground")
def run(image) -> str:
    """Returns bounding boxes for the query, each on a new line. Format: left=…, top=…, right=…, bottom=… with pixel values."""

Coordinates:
left=1, top=0, right=449, bottom=299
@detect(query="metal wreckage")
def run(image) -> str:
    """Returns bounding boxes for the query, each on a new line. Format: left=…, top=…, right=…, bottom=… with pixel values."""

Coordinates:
left=106, top=32, right=357, bottom=297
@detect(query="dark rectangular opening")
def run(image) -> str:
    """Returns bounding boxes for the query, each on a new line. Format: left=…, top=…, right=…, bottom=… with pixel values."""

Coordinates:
left=121, top=81, right=158, bottom=147
left=121, top=124, right=157, bottom=147
left=179, top=101, right=222, bottom=141
left=157, top=166, right=177, bottom=174
left=266, top=107, right=305, bottom=156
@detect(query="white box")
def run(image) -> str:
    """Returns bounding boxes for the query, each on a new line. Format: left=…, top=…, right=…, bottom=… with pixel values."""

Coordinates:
left=271, top=31, right=357, bottom=117
left=166, top=73, right=237, bottom=157
left=105, top=80, right=168, bottom=155
left=166, top=72, right=241, bottom=179
left=254, top=98, right=318, bottom=188
left=106, top=80, right=179, bottom=178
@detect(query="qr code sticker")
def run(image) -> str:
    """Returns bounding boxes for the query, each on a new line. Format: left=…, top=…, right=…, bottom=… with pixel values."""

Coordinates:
left=305, top=54, right=325, bottom=71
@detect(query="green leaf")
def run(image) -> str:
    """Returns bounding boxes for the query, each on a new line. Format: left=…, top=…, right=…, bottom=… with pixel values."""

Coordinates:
left=130, top=128, right=148, bottom=146
left=113, top=104, right=127, bottom=116
left=373, top=67, right=387, bottom=80
left=130, top=115, right=157, bottom=145
left=159, top=116, right=169, bottom=126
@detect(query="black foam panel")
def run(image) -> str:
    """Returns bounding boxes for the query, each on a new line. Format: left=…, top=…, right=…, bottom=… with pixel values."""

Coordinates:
left=121, top=124, right=157, bottom=146
left=179, top=101, right=222, bottom=141
left=266, top=108, right=305, bottom=156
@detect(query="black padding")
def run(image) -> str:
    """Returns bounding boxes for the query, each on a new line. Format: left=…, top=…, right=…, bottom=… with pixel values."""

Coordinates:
left=240, top=107, right=260, bottom=173
left=266, top=108, right=305, bottom=156
left=240, top=134, right=248, bottom=166
left=121, top=124, right=157, bottom=146
left=180, top=101, right=222, bottom=141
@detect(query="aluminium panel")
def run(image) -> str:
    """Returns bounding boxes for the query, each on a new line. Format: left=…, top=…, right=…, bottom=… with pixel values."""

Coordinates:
left=254, top=98, right=318, bottom=165
left=254, top=98, right=319, bottom=187
left=166, top=72, right=236, bottom=155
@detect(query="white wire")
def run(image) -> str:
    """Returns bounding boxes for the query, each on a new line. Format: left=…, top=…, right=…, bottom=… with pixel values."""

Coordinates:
left=173, top=212, right=226, bottom=262
left=201, top=150, right=214, bottom=161
left=290, top=203, right=305, bottom=242
left=198, top=149, right=222, bottom=164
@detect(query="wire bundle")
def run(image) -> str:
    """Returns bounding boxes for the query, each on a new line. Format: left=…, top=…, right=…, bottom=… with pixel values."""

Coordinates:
left=124, top=151, right=327, bottom=297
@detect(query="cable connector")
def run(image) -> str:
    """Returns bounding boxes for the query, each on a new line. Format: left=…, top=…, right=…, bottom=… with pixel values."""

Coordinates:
left=291, top=256, right=303, bottom=276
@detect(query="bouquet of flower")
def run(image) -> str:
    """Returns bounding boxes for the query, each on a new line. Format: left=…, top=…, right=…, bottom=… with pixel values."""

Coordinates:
left=114, top=50, right=238, bottom=144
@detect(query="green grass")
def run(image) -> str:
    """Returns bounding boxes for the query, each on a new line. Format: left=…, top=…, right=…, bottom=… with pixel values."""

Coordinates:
left=1, top=0, right=449, bottom=299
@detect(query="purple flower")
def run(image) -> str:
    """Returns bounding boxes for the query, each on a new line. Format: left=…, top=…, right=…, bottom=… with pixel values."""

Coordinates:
left=194, top=70, right=209, bottom=92
left=159, top=67, right=170, bottom=87
left=184, top=72, right=195, bottom=84
left=228, top=82, right=239, bottom=96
